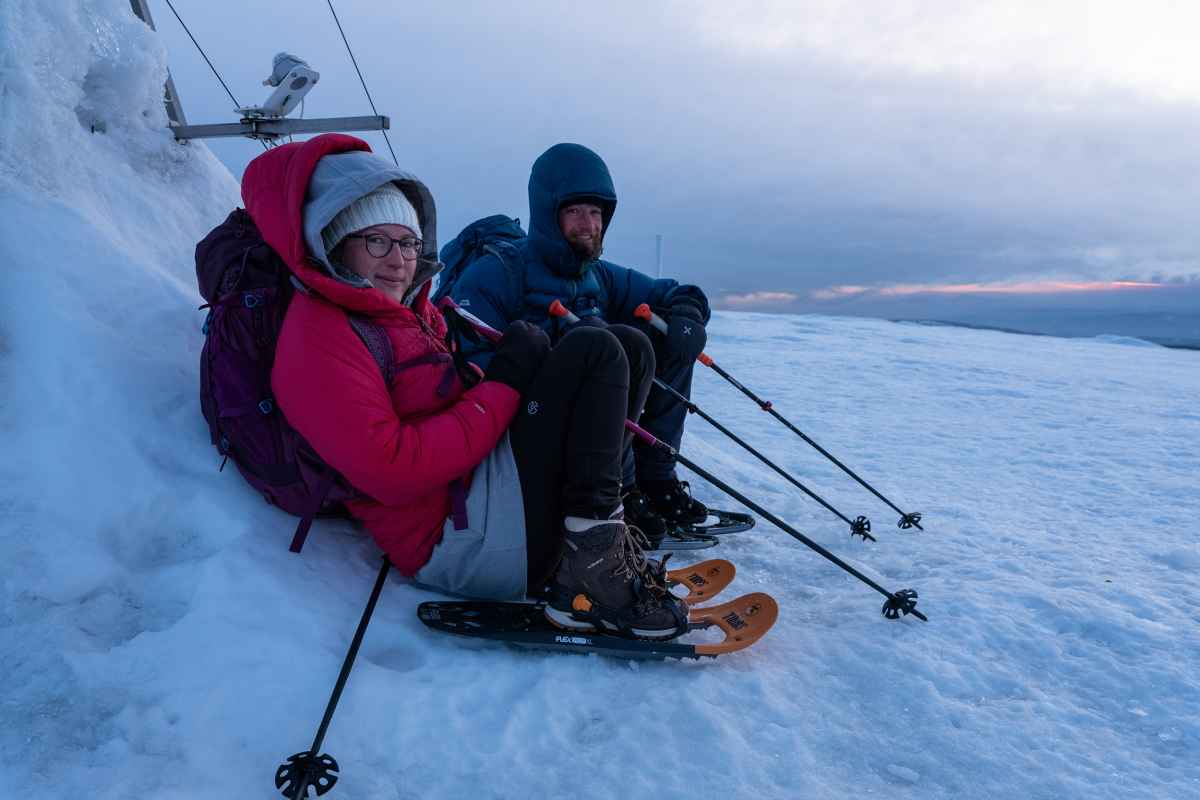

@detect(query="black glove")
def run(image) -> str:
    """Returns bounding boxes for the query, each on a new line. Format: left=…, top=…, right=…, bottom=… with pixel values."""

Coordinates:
left=660, top=307, right=707, bottom=368
left=486, top=320, right=550, bottom=394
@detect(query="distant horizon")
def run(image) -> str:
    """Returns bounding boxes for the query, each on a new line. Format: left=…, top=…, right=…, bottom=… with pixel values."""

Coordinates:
left=885, top=315, right=1198, bottom=351
left=707, top=276, right=1200, bottom=346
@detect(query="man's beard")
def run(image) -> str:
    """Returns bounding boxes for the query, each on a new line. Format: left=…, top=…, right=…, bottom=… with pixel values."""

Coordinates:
left=566, top=232, right=603, bottom=261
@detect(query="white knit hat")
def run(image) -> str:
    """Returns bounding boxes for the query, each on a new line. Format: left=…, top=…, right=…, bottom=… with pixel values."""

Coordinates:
left=321, top=184, right=422, bottom=256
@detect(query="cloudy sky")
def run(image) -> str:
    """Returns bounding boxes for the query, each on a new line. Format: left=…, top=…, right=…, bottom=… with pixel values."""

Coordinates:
left=148, top=0, right=1200, bottom=321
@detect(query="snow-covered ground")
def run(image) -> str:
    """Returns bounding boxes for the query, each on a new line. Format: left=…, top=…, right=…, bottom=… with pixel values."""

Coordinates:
left=2, top=2, right=1198, bottom=798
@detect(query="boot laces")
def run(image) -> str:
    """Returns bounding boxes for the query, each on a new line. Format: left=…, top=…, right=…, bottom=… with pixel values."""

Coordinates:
left=614, top=523, right=671, bottom=595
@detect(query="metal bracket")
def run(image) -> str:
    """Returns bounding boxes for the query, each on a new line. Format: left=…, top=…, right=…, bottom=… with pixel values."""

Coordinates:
left=172, top=114, right=390, bottom=141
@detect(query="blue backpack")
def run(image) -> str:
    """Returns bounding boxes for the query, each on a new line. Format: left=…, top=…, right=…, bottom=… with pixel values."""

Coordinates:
left=432, top=214, right=526, bottom=303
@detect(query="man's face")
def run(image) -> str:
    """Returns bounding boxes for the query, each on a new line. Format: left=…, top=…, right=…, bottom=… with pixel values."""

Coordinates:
left=558, top=202, right=604, bottom=260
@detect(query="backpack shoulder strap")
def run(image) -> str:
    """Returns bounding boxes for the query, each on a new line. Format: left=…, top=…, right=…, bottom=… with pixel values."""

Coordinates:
left=288, top=314, right=391, bottom=555
left=346, top=314, right=396, bottom=385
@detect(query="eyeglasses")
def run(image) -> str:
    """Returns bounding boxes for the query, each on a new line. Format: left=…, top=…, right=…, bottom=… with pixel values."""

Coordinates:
left=345, top=233, right=423, bottom=259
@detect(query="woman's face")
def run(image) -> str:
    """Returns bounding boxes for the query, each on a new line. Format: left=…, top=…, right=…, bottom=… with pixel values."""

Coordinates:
left=340, top=224, right=420, bottom=304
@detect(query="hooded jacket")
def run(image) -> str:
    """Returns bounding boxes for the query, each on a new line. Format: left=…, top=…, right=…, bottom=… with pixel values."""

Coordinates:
left=243, top=134, right=519, bottom=575
left=448, top=143, right=710, bottom=366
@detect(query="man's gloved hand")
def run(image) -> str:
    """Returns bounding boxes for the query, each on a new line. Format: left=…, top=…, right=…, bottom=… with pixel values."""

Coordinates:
left=660, top=306, right=707, bottom=368
left=486, top=320, right=550, bottom=394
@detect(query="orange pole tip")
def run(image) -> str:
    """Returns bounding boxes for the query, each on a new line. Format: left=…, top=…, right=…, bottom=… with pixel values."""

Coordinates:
left=633, top=303, right=652, bottom=321
left=698, top=353, right=714, bottom=367
left=548, top=299, right=568, bottom=317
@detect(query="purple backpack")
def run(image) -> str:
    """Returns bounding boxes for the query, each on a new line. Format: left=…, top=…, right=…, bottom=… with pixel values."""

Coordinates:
left=196, top=209, right=394, bottom=552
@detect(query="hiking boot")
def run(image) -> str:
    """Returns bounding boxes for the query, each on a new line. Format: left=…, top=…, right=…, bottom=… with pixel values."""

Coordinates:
left=545, top=520, right=689, bottom=640
left=639, top=478, right=709, bottom=526
left=622, top=488, right=668, bottom=549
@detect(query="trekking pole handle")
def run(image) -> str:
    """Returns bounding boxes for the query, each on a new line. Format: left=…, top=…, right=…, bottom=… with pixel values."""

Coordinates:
left=438, top=297, right=503, bottom=343
left=632, top=303, right=668, bottom=334
left=547, top=299, right=579, bottom=324
left=633, top=304, right=714, bottom=367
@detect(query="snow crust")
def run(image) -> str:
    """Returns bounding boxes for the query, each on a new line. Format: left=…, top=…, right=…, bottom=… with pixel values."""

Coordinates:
left=2, top=3, right=1198, bottom=798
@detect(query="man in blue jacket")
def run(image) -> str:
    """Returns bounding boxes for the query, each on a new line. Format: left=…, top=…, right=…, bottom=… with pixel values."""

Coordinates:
left=450, top=143, right=711, bottom=543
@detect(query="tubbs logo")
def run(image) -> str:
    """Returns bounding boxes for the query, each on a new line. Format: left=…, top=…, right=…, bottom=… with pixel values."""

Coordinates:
left=686, top=573, right=708, bottom=586
left=722, top=612, right=747, bottom=630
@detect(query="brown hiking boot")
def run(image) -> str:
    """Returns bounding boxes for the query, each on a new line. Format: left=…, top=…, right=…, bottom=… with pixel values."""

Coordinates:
left=544, top=520, right=688, bottom=640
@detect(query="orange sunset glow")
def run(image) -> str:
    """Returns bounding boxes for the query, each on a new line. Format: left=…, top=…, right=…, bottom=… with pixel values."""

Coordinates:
left=810, top=280, right=1164, bottom=301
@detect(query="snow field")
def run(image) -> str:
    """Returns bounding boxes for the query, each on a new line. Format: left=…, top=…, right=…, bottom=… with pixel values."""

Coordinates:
left=684, top=313, right=1199, bottom=799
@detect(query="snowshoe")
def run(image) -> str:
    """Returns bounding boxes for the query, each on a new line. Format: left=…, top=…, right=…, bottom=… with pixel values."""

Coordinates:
left=418, top=591, right=778, bottom=660
left=645, top=509, right=756, bottom=552
left=672, top=508, right=756, bottom=537
left=666, top=558, right=735, bottom=605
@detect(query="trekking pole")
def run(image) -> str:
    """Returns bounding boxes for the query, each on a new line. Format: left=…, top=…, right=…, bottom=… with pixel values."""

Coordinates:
left=275, top=556, right=392, bottom=799
left=546, top=300, right=874, bottom=542
left=439, top=297, right=503, bottom=343
left=626, top=420, right=926, bottom=622
left=439, top=298, right=924, bottom=621
left=633, top=304, right=924, bottom=532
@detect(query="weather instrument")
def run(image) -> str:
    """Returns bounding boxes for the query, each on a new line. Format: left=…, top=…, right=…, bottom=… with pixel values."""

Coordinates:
left=236, top=52, right=320, bottom=124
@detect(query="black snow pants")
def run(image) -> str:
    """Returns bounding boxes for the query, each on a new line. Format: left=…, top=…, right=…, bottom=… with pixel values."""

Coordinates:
left=624, top=348, right=697, bottom=485
left=509, top=325, right=655, bottom=593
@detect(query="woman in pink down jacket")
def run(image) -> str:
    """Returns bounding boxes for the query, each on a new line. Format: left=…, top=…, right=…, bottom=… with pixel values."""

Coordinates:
left=243, top=134, right=688, bottom=640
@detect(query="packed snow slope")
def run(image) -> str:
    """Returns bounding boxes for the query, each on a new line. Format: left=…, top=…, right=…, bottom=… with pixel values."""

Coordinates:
left=2, top=3, right=1198, bottom=798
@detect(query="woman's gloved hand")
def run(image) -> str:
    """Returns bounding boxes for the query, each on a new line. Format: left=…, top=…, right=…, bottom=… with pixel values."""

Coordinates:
left=485, top=320, right=550, bottom=394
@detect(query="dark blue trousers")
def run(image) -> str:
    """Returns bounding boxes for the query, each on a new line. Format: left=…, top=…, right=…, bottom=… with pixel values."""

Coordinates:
left=622, top=341, right=695, bottom=486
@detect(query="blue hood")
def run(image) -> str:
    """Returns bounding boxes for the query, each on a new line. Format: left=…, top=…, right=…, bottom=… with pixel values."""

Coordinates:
left=527, top=143, right=617, bottom=278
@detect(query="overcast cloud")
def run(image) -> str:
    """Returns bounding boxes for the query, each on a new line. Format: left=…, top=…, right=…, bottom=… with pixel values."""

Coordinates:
left=149, top=0, right=1200, bottom=313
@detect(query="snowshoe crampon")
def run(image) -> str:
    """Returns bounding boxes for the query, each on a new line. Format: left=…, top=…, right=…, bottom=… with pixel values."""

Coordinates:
left=417, top=591, right=777, bottom=661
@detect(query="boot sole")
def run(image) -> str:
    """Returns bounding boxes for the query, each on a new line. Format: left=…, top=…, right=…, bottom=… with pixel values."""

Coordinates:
left=543, top=605, right=684, bottom=641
